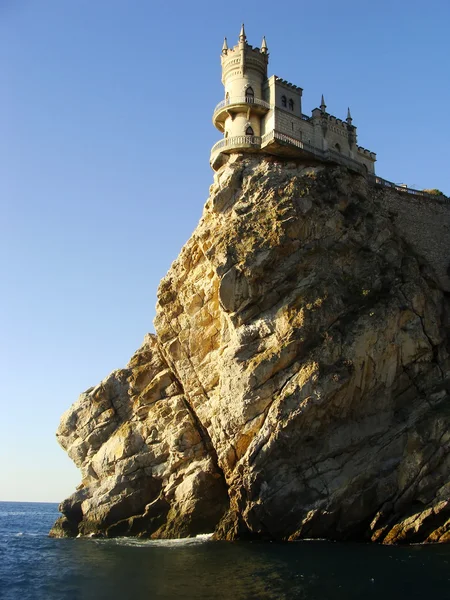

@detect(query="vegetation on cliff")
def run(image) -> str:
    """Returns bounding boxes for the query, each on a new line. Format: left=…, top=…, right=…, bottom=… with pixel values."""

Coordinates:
left=423, top=188, right=445, bottom=196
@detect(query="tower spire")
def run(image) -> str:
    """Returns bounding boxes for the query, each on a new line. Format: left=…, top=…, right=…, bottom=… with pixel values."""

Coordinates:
left=346, top=107, right=352, bottom=123
left=222, top=37, right=228, bottom=54
left=261, top=36, right=268, bottom=54
left=320, top=94, right=326, bottom=112
left=239, top=23, right=247, bottom=43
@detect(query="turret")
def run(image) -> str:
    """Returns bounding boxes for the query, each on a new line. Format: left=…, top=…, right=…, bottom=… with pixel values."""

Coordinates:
left=222, top=37, right=228, bottom=55
left=239, top=23, right=247, bottom=46
left=346, top=107, right=356, bottom=149
left=261, top=36, right=268, bottom=54
left=212, top=26, right=270, bottom=141
left=346, top=107, right=352, bottom=125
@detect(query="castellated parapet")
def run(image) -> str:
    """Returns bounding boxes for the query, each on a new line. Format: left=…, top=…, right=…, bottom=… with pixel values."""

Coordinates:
left=211, top=26, right=376, bottom=175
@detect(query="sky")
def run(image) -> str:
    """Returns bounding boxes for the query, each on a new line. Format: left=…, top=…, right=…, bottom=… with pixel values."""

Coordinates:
left=1, top=0, right=449, bottom=502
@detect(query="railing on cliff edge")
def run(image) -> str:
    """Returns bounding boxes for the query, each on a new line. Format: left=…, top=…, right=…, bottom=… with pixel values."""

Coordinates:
left=368, top=175, right=450, bottom=203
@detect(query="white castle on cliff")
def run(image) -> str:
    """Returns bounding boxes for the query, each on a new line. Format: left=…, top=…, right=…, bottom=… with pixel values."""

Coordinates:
left=211, top=25, right=376, bottom=174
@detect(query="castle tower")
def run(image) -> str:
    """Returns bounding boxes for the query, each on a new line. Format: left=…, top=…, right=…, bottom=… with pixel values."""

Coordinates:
left=212, top=25, right=270, bottom=142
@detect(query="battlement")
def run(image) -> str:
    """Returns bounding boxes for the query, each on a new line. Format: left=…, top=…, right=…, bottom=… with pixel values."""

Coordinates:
left=274, top=77, right=302, bottom=92
left=221, top=25, right=268, bottom=83
left=222, top=45, right=268, bottom=67
left=329, top=116, right=347, bottom=127
left=358, top=146, right=377, bottom=159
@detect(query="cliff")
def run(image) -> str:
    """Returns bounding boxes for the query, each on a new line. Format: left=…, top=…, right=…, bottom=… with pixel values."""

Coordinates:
left=50, top=156, right=450, bottom=543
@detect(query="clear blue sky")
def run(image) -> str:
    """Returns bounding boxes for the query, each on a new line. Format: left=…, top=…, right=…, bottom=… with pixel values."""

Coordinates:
left=1, top=0, right=449, bottom=502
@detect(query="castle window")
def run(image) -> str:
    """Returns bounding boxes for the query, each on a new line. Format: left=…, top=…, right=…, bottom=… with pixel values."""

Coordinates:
left=335, top=143, right=341, bottom=153
left=289, top=98, right=294, bottom=111
left=245, top=87, right=254, bottom=103
left=281, top=95, right=287, bottom=107
left=245, top=125, right=254, bottom=136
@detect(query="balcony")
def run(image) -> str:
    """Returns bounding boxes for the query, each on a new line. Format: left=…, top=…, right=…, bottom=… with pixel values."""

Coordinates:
left=213, top=96, right=271, bottom=127
left=210, top=135, right=262, bottom=167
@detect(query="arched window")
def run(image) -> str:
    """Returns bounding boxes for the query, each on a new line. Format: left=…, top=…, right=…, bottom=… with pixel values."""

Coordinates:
left=225, top=92, right=230, bottom=104
left=245, top=125, right=254, bottom=136
left=335, top=143, right=341, bottom=153
left=281, top=95, right=287, bottom=107
left=288, top=98, right=294, bottom=111
left=245, top=87, right=254, bottom=103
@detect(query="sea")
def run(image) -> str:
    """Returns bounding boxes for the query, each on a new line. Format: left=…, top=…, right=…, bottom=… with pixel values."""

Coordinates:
left=1, top=501, right=450, bottom=600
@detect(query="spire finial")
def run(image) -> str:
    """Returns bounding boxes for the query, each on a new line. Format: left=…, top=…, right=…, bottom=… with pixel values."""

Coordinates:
left=347, top=107, right=352, bottom=123
left=261, top=36, right=268, bottom=54
left=320, top=94, right=326, bottom=111
left=239, top=23, right=247, bottom=43
left=222, top=37, right=228, bottom=54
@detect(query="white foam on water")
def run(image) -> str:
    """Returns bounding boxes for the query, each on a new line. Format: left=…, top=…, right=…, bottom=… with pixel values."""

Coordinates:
left=195, top=533, right=213, bottom=541
left=89, top=532, right=214, bottom=548
left=297, top=538, right=330, bottom=542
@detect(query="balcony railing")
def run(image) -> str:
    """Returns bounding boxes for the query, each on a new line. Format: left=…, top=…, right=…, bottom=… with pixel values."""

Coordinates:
left=213, top=96, right=271, bottom=115
left=212, top=131, right=368, bottom=174
left=261, top=131, right=325, bottom=159
left=211, top=135, right=262, bottom=158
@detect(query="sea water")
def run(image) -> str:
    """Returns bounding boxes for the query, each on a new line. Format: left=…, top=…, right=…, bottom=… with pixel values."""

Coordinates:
left=1, top=501, right=449, bottom=599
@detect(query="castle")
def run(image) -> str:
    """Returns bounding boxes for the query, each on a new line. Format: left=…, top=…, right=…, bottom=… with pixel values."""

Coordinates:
left=211, top=25, right=376, bottom=174
left=209, top=27, right=450, bottom=292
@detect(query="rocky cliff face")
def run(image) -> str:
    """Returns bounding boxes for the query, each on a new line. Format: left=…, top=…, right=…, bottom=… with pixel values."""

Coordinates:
left=51, top=156, right=450, bottom=543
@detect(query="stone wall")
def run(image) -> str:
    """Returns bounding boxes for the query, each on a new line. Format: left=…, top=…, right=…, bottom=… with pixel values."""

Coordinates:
left=356, top=150, right=375, bottom=174
left=375, top=188, right=450, bottom=291
left=324, top=119, right=352, bottom=154
left=274, top=109, right=314, bottom=143
left=261, top=108, right=275, bottom=136
left=263, top=76, right=303, bottom=117
left=225, top=112, right=261, bottom=138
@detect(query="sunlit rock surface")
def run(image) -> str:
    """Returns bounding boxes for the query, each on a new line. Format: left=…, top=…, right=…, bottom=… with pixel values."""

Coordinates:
left=51, top=156, right=450, bottom=543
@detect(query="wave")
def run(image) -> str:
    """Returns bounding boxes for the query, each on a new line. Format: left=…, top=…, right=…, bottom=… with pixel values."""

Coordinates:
left=91, top=533, right=214, bottom=548
left=0, top=511, right=55, bottom=518
left=0, top=531, right=42, bottom=539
